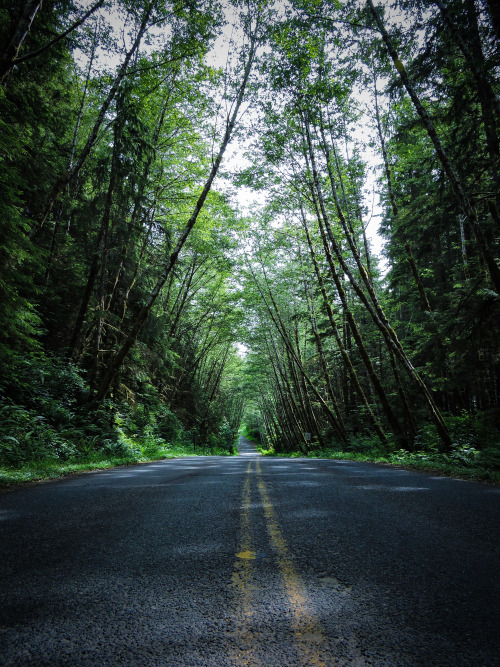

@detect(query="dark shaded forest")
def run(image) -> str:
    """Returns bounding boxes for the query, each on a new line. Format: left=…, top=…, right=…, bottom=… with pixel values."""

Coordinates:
left=1, top=0, right=499, bottom=477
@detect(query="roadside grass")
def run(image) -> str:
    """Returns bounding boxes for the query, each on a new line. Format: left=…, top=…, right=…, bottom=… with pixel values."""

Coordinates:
left=258, top=447, right=500, bottom=484
left=0, top=442, right=234, bottom=488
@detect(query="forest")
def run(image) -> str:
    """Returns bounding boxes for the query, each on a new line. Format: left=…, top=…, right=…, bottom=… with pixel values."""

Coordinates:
left=1, top=0, right=499, bottom=481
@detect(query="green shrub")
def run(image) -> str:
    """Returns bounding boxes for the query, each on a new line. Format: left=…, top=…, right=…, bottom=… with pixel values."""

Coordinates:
left=4, top=354, right=84, bottom=410
left=156, top=409, right=184, bottom=442
left=478, top=447, right=500, bottom=468
left=217, top=418, right=235, bottom=453
left=0, top=405, right=80, bottom=465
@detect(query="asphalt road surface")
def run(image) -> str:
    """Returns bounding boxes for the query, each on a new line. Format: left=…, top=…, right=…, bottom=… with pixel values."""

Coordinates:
left=1, top=437, right=499, bottom=666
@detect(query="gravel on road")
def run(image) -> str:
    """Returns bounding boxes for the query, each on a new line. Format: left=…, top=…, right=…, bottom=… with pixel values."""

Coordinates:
left=1, top=436, right=499, bottom=666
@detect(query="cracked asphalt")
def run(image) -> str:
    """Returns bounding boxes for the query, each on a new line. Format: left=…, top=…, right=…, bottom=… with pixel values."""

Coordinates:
left=0, top=436, right=499, bottom=666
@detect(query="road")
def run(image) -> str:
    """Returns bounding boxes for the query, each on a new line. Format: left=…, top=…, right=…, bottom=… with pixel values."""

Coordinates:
left=1, top=436, right=499, bottom=666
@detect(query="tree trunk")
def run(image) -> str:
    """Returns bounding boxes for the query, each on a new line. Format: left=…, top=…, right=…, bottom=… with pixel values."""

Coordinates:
left=31, top=4, right=153, bottom=237
left=303, top=114, right=452, bottom=449
left=0, top=0, right=42, bottom=85
left=299, top=206, right=388, bottom=445
left=302, top=139, right=405, bottom=442
left=303, top=266, right=349, bottom=443
left=484, top=0, right=500, bottom=40
left=68, top=128, right=120, bottom=359
left=367, top=0, right=500, bottom=295
left=252, top=263, right=350, bottom=446
left=94, top=34, right=258, bottom=402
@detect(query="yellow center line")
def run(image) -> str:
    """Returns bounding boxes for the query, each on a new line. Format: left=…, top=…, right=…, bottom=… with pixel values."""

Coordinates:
left=230, top=460, right=261, bottom=666
left=256, top=459, right=332, bottom=666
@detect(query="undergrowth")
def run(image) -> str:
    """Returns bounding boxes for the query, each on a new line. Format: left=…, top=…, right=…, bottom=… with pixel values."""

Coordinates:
left=258, top=446, right=500, bottom=484
left=0, top=441, right=234, bottom=487
left=239, top=424, right=260, bottom=444
left=0, top=355, right=236, bottom=488
left=258, top=417, right=500, bottom=484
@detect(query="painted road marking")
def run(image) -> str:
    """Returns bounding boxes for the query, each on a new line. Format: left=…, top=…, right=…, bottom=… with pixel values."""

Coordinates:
left=230, top=459, right=333, bottom=665
left=236, top=550, right=266, bottom=560
left=236, top=550, right=257, bottom=560
left=231, top=461, right=261, bottom=666
left=256, top=459, right=331, bottom=666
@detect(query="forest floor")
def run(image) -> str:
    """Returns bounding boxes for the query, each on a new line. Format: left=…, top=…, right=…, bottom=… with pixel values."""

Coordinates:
left=252, top=439, right=500, bottom=485
left=2, top=435, right=499, bottom=489
left=1, top=437, right=499, bottom=665
left=273, top=452, right=500, bottom=485
left=0, top=442, right=234, bottom=489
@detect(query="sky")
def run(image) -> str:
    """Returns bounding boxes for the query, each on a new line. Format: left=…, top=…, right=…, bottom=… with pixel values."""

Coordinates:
left=205, top=1, right=388, bottom=264
left=75, top=0, right=389, bottom=263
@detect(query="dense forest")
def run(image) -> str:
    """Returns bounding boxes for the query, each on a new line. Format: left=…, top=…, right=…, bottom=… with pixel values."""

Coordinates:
left=1, top=0, right=499, bottom=475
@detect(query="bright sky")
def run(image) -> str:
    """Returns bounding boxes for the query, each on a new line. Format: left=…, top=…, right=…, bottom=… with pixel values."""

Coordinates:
left=206, top=1, right=388, bottom=265
left=75, top=0, right=388, bottom=264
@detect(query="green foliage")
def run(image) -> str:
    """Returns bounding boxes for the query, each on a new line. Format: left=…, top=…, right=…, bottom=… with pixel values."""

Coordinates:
left=156, top=409, right=185, bottom=443
left=241, top=412, right=263, bottom=444
left=1, top=0, right=500, bottom=485
left=0, top=355, right=84, bottom=464
left=412, top=413, right=500, bottom=457
left=0, top=344, right=238, bottom=476
left=258, top=446, right=275, bottom=455
left=263, top=444, right=500, bottom=484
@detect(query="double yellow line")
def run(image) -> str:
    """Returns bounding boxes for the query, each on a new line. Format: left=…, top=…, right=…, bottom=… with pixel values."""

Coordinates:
left=231, top=466, right=258, bottom=665
left=231, top=459, right=331, bottom=666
